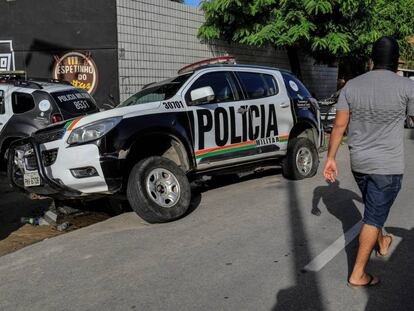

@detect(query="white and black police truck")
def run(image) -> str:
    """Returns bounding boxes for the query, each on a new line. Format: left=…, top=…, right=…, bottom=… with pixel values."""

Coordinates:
left=9, top=62, right=323, bottom=223
left=0, top=72, right=99, bottom=172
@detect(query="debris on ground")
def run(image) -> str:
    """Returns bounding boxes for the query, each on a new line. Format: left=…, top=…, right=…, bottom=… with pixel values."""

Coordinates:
left=1, top=177, right=119, bottom=257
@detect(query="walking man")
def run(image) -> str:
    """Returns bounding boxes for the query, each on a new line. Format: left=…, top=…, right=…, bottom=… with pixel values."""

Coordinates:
left=323, top=36, right=414, bottom=287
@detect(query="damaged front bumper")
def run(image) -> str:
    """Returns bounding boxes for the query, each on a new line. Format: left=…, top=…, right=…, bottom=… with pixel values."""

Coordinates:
left=8, top=137, right=83, bottom=199
left=8, top=135, right=122, bottom=200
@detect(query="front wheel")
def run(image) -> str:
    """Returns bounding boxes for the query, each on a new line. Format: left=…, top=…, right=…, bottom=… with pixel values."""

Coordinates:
left=127, top=156, right=191, bottom=223
left=282, top=137, right=319, bottom=180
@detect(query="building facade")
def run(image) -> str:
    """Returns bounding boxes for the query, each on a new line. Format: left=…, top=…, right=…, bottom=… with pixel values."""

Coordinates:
left=1, top=0, right=337, bottom=107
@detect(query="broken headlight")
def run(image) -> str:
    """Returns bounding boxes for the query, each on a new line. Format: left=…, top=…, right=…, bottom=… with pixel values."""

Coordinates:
left=67, top=117, right=122, bottom=145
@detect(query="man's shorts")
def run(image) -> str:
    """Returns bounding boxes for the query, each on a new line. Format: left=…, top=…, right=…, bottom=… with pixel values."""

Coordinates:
left=352, top=172, right=403, bottom=228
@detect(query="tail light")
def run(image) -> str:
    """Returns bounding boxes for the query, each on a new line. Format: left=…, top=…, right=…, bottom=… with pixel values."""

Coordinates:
left=51, top=114, right=63, bottom=124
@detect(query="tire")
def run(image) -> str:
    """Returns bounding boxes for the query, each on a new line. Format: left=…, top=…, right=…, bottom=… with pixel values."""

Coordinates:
left=282, top=137, right=319, bottom=180
left=127, top=156, right=191, bottom=223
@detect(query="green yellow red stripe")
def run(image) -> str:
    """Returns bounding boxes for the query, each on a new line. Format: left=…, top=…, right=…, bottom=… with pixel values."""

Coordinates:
left=196, top=144, right=256, bottom=159
left=64, top=118, right=83, bottom=131
left=279, top=135, right=289, bottom=142
left=195, top=141, right=256, bottom=157
left=194, top=134, right=289, bottom=160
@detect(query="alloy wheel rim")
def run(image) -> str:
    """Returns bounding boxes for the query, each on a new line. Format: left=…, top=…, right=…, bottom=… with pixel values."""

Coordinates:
left=296, top=147, right=313, bottom=176
left=146, top=168, right=181, bottom=208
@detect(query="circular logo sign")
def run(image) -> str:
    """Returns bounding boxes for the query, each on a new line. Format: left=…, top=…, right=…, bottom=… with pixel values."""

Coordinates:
left=38, top=100, right=51, bottom=112
left=53, top=52, right=98, bottom=94
left=289, top=80, right=299, bottom=92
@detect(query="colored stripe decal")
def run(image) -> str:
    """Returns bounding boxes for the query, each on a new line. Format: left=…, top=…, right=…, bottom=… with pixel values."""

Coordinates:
left=64, top=118, right=82, bottom=131
left=279, top=135, right=289, bottom=142
left=194, top=134, right=289, bottom=159
left=195, top=144, right=256, bottom=159
left=194, top=141, right=256, bottom=156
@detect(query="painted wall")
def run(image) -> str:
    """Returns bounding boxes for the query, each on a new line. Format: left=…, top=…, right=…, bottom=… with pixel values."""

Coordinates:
left=116, top=0, right=338, bottom=102
left=0, top=0, right=119, bottom=108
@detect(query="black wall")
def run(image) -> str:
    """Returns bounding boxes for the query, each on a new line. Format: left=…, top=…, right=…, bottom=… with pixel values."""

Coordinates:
left=0, top=0, right=119, bottom=108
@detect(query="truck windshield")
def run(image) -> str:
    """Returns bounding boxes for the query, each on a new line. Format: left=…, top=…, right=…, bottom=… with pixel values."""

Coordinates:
left=119, top=73, right=193, bottom=107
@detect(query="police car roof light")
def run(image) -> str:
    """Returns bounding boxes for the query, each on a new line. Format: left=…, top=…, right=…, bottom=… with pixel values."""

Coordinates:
left=178, top=56, right=236, bottom=74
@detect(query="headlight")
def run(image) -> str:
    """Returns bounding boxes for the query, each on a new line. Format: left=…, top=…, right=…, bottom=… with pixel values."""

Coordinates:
left=67, top=117, right=122, bottom=145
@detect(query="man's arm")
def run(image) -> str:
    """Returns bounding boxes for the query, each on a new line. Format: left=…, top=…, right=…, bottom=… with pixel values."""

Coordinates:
left=406, top=80, right=414, bottom=119
left=323, top=111, right=350, bottom=182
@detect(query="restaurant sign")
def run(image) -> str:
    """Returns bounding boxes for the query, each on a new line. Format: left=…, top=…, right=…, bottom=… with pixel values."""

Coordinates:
left=53, top=52, right=98, bottom=94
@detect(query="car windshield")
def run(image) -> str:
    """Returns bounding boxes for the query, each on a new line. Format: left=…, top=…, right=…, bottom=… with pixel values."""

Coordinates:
left=119, top=73, right=193, bottom=107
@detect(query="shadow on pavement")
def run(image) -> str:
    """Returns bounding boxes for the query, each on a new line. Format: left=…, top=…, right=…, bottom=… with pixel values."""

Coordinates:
left=365, top=227, right=414, bottom=311
left=312, top=180, right=362, bottom=276
left=272, top=180, right=325, bottom=311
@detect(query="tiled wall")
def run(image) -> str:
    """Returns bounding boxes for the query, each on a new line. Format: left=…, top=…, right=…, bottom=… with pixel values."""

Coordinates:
left=116, top=0, right=337, bottom=102
left=300, top=54, right=339, bottom=99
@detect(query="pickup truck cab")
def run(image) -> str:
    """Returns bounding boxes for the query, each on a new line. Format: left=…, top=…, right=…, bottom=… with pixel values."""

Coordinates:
left=9, top=64, right=323, bottom=223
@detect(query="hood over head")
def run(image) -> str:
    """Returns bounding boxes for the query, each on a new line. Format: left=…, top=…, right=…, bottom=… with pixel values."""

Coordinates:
left=372, top=36, right=400, bottom=72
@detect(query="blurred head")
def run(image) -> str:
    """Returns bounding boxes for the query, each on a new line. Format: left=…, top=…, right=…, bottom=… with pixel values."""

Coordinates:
left=372, top=36, right=400, bottom=72
left=337, top=78, right=346, bottom=90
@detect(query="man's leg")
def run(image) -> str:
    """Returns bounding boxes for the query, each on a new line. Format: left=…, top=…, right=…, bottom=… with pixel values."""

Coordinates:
left=348, top=174, right=402, bottom=285
left=348, top=224, right=380, bottom=285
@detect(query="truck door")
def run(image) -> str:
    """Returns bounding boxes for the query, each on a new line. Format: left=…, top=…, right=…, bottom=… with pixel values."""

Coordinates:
left=184, top=70, right=259, bottom=169
left=235, top=71, right=294, bottom=155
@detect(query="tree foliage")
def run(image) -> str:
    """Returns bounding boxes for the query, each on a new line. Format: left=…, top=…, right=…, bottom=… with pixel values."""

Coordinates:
left=198, top=0, right=414, bottom=66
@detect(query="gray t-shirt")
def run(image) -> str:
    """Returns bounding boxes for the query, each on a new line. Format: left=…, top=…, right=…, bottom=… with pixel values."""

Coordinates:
left=337, top=70, right=414, bottom=174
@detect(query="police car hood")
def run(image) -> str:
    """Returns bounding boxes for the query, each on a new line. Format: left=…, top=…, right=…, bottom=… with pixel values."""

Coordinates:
left=69, top=101, right=161, bottom=129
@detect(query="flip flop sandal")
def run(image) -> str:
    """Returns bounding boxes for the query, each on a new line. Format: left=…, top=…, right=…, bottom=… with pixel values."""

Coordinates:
left=376, top=234, right=394, bottom=257
left=347, top=273, right=380, bottom=288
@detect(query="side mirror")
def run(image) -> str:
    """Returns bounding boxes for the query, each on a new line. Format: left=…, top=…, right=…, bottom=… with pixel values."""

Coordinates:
left=190, top=86, right=215, bottom=105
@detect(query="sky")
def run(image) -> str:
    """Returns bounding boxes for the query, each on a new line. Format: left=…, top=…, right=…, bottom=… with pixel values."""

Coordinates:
left=185, top=0, right=201, bottom=6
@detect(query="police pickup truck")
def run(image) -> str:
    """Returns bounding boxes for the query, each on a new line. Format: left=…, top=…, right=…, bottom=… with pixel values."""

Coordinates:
left=9, top=64, right=323, bottom=223
left=0, top=72, right=99, bottom=171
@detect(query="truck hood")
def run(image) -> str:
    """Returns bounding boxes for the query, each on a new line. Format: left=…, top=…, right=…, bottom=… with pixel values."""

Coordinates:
left=65, top=101, right=162, bottom=130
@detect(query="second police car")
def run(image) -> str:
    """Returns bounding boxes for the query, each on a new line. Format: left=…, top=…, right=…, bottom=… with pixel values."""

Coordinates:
left=9, top=63, right=323, bottom=223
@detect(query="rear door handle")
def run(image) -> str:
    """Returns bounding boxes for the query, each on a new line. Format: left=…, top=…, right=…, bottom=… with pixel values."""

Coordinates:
left=280, top=102, right=290, bottom=108
left=238, top=106, right=248, bottom=114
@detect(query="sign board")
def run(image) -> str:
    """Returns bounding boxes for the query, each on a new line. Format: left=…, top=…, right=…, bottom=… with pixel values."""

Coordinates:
left=53, top=52, right=98, bottom=94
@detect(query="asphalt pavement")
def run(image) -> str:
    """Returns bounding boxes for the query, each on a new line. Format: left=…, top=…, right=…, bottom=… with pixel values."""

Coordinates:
left=0, top=132, right=413, bottom=311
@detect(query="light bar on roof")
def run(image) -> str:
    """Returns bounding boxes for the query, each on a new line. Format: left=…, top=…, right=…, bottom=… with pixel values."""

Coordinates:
left=178, top=56, right=236, bottom=74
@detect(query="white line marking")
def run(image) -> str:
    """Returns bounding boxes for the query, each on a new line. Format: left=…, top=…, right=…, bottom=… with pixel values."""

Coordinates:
left=304, top=221, right=362, bottom=272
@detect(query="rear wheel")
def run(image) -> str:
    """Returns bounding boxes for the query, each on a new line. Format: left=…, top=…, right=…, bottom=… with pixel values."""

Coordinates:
left=127, top=156, right=191, bottom=223
left=282, top=137, right=319, bottom=180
